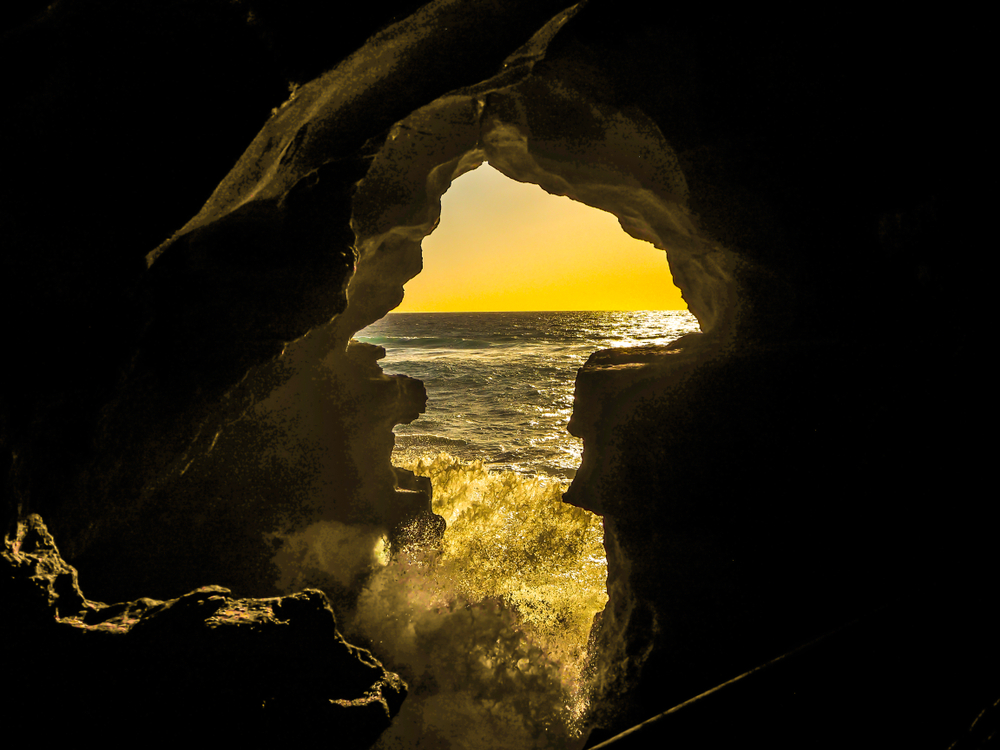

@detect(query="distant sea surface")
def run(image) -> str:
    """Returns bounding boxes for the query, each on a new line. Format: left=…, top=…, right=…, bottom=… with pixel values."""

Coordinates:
left=356, top=310, right=702, bottom=480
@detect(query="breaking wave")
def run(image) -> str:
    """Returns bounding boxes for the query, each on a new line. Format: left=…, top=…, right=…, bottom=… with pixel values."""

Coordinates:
left=347, top=452, right=608, bottom=750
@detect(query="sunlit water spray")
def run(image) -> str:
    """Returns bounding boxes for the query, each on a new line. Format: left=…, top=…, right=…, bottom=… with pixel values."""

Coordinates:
left=349, top=453, right=608, bottom=750
left=347, top=311, right=701, bottom=747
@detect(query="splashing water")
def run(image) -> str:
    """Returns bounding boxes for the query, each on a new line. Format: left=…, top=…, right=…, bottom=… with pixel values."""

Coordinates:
left=348, top=452, right=608, bottom=750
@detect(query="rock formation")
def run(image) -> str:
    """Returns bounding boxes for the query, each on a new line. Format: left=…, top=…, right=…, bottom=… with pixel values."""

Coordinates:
left=1, top=0, right=990, bottom=747
left=2, top=513, right=405, bottom=744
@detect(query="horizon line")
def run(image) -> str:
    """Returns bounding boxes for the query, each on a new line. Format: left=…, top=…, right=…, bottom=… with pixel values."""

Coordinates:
left=386, top=308, right=690, bottom=314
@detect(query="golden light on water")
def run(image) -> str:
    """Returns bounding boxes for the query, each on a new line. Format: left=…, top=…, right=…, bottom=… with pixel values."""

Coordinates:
left=413, top=454, right=607, bottom=649
left=351, top=453, right=608, bottom=749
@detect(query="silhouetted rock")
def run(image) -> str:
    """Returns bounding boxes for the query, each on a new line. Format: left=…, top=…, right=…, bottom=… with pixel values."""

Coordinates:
left=2, top=514, right=405, bottom=744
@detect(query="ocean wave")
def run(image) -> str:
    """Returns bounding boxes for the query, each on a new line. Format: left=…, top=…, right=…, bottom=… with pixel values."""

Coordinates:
left=394, top=434, right=470, bottom=447
left=356, top=335, right=501, bottom=350
left=349, top=452, right=607, bottom=749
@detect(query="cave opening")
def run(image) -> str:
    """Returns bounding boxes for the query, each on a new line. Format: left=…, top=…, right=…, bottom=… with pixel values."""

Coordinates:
left=345, top=156, right=702, bottom=749
left=84, top=76, right=727, bottom=746
left=366, top=160, right=698, bottom=473
left=290, top=55, right=732, bottom=746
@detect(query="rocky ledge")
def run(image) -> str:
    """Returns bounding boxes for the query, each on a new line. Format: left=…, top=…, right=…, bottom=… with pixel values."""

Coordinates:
left=2, top=514, right=405, bottom=744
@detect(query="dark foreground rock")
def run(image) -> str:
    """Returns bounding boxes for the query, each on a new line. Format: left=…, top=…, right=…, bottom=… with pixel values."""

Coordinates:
left=585, top=580, right=998, bottom=750
left=0, top=1, right=987, bottom=747
left=2, top=514, right=405, bottom=744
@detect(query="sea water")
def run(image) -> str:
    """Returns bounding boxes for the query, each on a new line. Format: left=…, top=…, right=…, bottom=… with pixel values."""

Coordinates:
left=349, top=310, right=701, bottom=749
left=359, top=310, right=701, bottom=480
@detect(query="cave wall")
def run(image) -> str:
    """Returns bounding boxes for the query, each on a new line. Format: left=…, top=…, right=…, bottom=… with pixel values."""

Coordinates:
left=2, top=0, right=988, bottom=745
left=2, top=0, right=580, bottom=599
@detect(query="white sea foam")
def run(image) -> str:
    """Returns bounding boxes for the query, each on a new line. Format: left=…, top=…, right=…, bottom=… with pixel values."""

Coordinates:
left=348, top=453, right=608, bottom=750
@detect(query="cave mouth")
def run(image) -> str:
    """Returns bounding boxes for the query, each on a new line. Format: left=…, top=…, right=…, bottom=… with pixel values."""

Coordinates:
left=326, top=68, right=726, bottom=746
left=364, top=160, right=698, bottom=477
left=344, top=152, right=703, bottom=745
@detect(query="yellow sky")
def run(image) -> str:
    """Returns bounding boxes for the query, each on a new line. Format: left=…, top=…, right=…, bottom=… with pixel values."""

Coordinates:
left=394, top=163, right=687, bottom=312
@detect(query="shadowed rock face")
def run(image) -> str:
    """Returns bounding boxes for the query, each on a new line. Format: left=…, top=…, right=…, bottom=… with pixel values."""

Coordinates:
left=2, top=514, right=405, bottom=743
left=3, top=0, right=579, bottom=600
left=1, top=0, right=988, bottom=747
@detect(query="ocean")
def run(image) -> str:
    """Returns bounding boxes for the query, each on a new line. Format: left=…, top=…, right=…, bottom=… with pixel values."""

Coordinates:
left=357, top=309, right=702, bottom=480
left=348, top=310, right=701, bottom=750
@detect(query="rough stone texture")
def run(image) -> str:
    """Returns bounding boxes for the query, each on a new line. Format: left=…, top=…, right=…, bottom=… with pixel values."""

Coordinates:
left=2, top=514, right=405, bottom=743
left=0, top=0, right=987, bottom=747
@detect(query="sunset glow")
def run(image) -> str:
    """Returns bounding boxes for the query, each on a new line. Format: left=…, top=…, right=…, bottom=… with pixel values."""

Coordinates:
left=396, top=163, right=687, bottom=312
